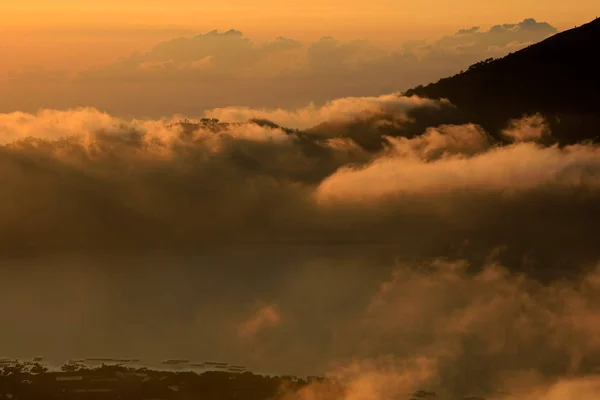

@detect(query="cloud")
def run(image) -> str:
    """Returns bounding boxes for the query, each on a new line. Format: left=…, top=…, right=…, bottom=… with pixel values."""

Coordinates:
left=279, top=260, right=600, bottom=399
left=502, top=113, right=551, bottom=142
left=0, top=19, right=558, bottom=117
left=79, top=29, right=303, bottom=81
left=0, top=100, right=598, bottom=269
left=315, top=138, right=600, bottom=202
left=204, top=94, right=440, bottom=129
left=0, top=107, right=133, bottom=144
left=425, top=18, right=557, bottom=57
left=524, top=377, right=600, bottom=400
left=0, top=96, right=599, bottom=379
left=456, top=27, right=481, bottom=35
left=238, top=304, right=282, bottom=340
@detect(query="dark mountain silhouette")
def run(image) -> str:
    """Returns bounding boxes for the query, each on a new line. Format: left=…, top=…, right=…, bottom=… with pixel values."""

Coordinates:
left=404, top=17, right=600, bottom=144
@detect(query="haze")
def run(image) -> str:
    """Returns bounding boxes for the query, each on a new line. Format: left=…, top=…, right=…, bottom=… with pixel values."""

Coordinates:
left=1, top=0, right=598, bottom=75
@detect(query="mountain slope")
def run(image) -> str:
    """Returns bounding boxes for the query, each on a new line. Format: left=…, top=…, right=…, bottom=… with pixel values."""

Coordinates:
left=404, top=17, right=600, bottom=143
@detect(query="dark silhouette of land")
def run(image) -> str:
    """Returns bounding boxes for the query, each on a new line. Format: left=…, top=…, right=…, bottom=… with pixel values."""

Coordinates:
left=0, top=361, right=319, bottom=400
left=0, top=361, right=445, bottom=400
left=404, top=17, right=600, bottom=144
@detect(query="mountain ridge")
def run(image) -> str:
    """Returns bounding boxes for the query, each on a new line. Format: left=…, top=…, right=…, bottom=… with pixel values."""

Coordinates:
left=404, top=17, right=600, bottom=144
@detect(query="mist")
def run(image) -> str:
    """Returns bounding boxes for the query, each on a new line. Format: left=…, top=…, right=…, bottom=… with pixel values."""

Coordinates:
left=1, top=90, right=599, bottom=399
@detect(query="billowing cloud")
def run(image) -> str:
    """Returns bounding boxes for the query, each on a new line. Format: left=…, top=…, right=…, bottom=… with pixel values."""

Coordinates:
left=502, top=113, right=551, bottom=142
left=0, top=97, right=598, bottom=269
left=204, top=94, right=439, bottom=129
left=280, top=260, right=600, bottom=399
left=95, top=18, right=554, bottom=81
left=0, top=94, right=599, bottom=385
left=315, top=138, right=600, bottom=202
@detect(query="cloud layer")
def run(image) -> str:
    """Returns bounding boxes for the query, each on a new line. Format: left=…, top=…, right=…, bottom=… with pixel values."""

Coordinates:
left=204, top=94, right=440, bottom=129
left=0, top=95, right=598, bottom=270
left=0, top=93, right=599, bottom=397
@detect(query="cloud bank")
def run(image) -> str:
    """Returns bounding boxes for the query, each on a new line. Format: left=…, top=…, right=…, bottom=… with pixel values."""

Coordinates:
left=204, top=94, right=440, bottom=129
left=0, top=95, right=598, bottom=272
left=0, top=93, right=599, bottom=397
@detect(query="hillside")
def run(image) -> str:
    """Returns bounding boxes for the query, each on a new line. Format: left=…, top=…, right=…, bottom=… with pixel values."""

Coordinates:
left=404, top=17, right=600, bottom=143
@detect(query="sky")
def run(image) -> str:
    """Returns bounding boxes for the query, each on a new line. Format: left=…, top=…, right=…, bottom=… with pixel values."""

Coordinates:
left=1, top=1, right=598, bottom=74
left=1, top=2, right=600, bottom=398
left=0, top=14, right=566, bottom=117
left=2, top=0, right=598, bottom=33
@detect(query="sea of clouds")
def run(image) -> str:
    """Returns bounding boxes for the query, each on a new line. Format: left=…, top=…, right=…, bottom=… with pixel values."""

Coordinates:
left=1, top=93, right=599, bottom=399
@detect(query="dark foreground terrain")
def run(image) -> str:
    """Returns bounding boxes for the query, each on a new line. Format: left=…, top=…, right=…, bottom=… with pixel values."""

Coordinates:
left=1, top=361, right=318, bottom=400
left=0, top=361, right=445, bottom=400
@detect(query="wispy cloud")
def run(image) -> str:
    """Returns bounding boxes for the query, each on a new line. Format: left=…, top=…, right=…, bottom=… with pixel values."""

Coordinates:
left=238, top=304, right=282, bottom=340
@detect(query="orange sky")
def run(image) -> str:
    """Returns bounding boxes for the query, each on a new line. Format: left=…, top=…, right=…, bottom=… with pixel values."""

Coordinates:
left=2, top=0, right=598, bottom=34
left=0, top=1, right=598, bottom=77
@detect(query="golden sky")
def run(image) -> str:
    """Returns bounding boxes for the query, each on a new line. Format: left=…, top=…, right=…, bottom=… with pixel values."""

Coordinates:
left=0, top=1, right=598, bottom=88
left=2, top=0, right=598, bottom=35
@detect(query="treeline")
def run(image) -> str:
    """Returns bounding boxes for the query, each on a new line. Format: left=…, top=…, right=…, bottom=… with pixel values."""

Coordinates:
left=0, top=361, right=331, bottom=400
left=0, top=361, right=443, bottom=400
left=168, top=118, right=301, bottom=135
